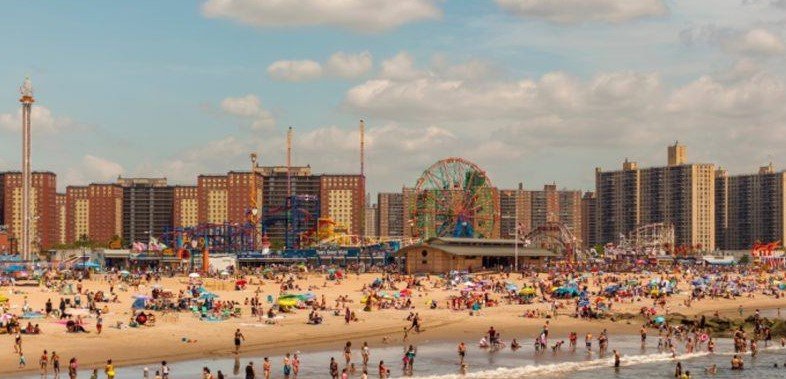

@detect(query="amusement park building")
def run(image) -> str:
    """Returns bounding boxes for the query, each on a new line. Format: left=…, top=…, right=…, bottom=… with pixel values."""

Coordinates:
left=397, top=237, right=556, bottom=274
left=715, top=163, right=786, bottom=250
left=118, top=177, right=174, bottom=246
left=0, top=171, right=57, bottom=251
left=594, top=143, right=716, bottom=252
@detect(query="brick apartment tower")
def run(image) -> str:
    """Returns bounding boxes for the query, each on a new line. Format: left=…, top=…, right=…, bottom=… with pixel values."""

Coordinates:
left=0, top=172, right=57, bottom=251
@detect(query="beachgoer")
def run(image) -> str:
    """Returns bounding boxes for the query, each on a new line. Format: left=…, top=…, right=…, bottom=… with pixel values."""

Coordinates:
left=105, top=359, right=116, bottom=379
left=234, top=329, right=245, bottom=354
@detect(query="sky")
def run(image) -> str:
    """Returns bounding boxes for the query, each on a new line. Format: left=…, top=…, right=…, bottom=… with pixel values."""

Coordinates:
left=1, top=0, right=786, bottom=196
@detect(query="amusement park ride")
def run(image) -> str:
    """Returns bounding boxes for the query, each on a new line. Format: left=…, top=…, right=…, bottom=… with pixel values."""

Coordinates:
left=134, top=121, right=400, bottom=260
left=410, top=157, right=500, bottom=239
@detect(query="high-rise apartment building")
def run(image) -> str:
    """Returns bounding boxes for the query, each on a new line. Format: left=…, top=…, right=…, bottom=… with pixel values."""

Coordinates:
left=581, top=192, right=597, bottom=249
left=715, top=164, right=786, bottom=250
left=498, top=184, right=531, bottom=239
left=320, top=175, right=365, bottom=236
left=0, top=172, right=57, bottom=251
left=365, top=200, right=378, bottom=237
left=227, top=171, right=263, bottom=224
left=55, top=193, right=66, bottom=245
left=558, top=189, right=583, bottom=245
left=594, top=145, right=715, bottom=251
left=87, top=184, right=123, bottom=243
left=377, top=192, right=404, bottom=237
left=197, top=175, right=228, bottom=224
left=118, top=177, right=173, bottom=244
left=173, top=186, right=199, bottom=228
left=257, top=166, right=321, bottom=245
left=65, top=186, right=90, bottom=243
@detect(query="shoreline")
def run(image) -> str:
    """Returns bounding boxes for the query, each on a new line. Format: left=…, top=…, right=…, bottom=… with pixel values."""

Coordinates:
left=4, top=300, right=782, bottom=377
left=3, top=271, right=786, bottom=378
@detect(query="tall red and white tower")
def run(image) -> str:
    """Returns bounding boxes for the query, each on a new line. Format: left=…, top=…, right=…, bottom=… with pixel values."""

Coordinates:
left=19, top=77, right=34, bottom=260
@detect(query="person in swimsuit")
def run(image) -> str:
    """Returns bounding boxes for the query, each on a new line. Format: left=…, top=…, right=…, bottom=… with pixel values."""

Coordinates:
left=234, top=329, right=245, bottom=354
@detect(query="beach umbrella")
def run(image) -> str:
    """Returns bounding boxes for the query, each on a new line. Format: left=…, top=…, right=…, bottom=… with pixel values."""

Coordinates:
left=199, top=292, right=218, bottom=300
left=134, top=295, right=152, bottom=300
left=188, top=273, right=200, bottom=278
left=654, top=316, right=666, bottom=325
left=219, top=271, right=229, bottom=277
left=4, top=265, right=25, bottom=273
left=0, top=314, right=14, bottom=321
left=119, top=270, right=131, bottom=276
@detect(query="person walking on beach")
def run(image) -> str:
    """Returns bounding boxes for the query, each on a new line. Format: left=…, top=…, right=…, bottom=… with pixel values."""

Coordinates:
left=361, top=342, right=370, bottom=367
left=292, top=353, right=300, bottom=378
left=104, top=359, right=116, bottom=379
left=161, top=361, right=170, bottom=379
left=613, top=350, right=620, bottom=368
left=283, top=353, right=292, bottom=378
left=18, top=352, right=26, bottom=369
left=343, top=341, right=352, bottom=366
left=68, top=358, right=77, bottom=379
left=234, top=329, right=245, bottom=354
left=329, top=357, right=339, bottom=379
left=52, top=351, right=61, bottom=379
left=244, top=361, right=256, bottom=379
left=378, top=360, right=389, bottom=379
left=458, top=342, right=467, bottom=365
left=262, top=357, right=271, bottom=379
left=40, top=350, right=49, bottom=378
left=14, top=332, right=22, bottom=354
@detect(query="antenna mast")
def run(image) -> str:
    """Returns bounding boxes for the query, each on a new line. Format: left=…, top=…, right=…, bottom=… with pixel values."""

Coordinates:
left=287, top=127, right=293, bottom=199
left=360, top=119, right=365, bottom=177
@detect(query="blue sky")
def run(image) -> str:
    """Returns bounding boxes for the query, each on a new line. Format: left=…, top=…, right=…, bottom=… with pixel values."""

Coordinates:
left=1, top=0, right=786, bottom=195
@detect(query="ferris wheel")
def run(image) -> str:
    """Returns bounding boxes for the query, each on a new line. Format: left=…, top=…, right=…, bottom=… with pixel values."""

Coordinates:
left=411, top=157, right=499, bottom=239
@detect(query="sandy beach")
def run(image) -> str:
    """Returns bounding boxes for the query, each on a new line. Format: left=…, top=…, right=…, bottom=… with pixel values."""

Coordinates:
left=2, top=270, right=786, bottom=377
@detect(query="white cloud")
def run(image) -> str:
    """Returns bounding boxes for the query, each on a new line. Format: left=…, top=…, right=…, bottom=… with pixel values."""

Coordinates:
left=64, top=155, right=124, bottom=186
left=342, top=53, right=786, bottom=185
left=267, top=60, right=324, bottom=82
left=0, top=105, right=73, bottom=135
left=219, top=94, right=275, bottom=129
left=326, top=51, right=373, bottom=79
left=201, top=0, right=441, bottom=32
left=268, top=52, right=374, bottom=81
left=724, top=28, right=785, bottom=56
left=495, top=0, right=668, bottom=24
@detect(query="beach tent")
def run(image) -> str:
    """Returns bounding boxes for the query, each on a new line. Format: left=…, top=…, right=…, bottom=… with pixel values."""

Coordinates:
left=132, top=298, right=146, bottom=310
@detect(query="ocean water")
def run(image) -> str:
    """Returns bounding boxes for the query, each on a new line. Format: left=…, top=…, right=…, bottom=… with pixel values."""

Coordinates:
left=11, top=335, right=786, bottom=378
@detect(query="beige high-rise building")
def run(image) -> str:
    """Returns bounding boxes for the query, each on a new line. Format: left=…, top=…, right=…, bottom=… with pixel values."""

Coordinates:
left=173, top=186, right=199, bottom=228
left=715, top=163, right=786, bottom=250
left=198, top=175, right=229, bottom=224
left=668, top=141, right=687, bottom=166
left=595, top=145, right=715, bottom=252
left=55, top=193, right=66, bottom=245
left=320, top=175, right=365, bottom=236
